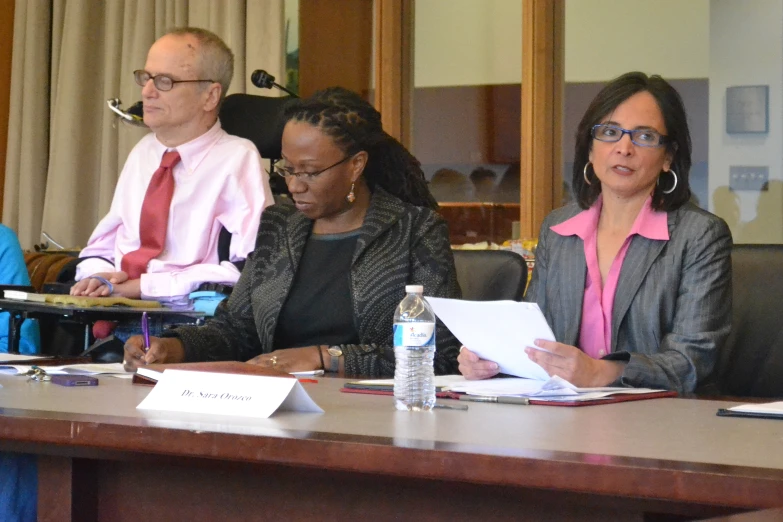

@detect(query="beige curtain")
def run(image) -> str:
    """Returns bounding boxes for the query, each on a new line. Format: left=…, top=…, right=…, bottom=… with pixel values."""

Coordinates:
left=4, top=0, right=285, bottom=249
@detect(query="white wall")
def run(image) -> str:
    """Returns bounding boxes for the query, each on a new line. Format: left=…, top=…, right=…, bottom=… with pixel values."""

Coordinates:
left=284, top=0, right=299, bottom=54
left=565, top=0, right=710, bottom=82
left=414, top=0, right=522, bottom=87
left=708, top=0, right=783, bottom=242
left=412, top=0, right=709, bottom=87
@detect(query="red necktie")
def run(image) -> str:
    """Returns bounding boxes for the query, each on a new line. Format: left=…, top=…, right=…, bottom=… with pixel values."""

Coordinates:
left=121, top=150, right=181, bottom=279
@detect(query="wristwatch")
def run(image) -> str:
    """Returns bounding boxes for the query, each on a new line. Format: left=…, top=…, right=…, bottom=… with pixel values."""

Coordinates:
left=327, top=346, right=343, bottom=373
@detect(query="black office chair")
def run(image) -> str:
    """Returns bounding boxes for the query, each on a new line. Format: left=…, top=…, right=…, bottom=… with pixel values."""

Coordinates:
left=452, top=249, right=528, bottom=301
left=704, top=244, right=783, bottom=398
left=219, top=92, right=296, bottom=198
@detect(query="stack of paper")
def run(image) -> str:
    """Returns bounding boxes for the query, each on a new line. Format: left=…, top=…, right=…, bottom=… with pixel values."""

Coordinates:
left=345, top=375, right=468, bottom=392
left=0, top=362, right=130, bottom=377
left=718, top=402, right=783, bottom=420
left=448, top=376, right=668, bottom=402
left=3, top=290, right=46, bottom=302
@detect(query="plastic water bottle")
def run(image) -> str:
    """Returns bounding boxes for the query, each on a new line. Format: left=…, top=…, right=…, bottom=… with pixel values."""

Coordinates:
left=393, top=285, right=436, bottom=411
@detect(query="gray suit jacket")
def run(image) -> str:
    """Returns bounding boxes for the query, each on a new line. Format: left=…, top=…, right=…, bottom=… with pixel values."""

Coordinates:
left=525, top=201, right=732, bottom=393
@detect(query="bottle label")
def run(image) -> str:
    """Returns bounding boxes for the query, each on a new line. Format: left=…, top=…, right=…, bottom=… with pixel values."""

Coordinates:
left=393, top=323, right=435, bottom=347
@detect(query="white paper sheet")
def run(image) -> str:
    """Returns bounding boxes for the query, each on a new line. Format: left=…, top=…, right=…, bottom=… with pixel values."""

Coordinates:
left=0, top=354, right=44, bottom=362
left=137, top=367, right=326, bottom=383
left=290, top=370, right=325, bottom=377
left=0, top=363, right=127, bottom=376
left=426, top=297, right=554, bottom=380
left=728, top=401, right=783, bottom=415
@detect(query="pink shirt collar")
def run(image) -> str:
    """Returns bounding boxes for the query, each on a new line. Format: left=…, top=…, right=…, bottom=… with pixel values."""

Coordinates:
left=549, top=194, right=668, bottom=359
left=551, top=195, right=669, bottom=241
left=151, top=120, right=223, bottom=173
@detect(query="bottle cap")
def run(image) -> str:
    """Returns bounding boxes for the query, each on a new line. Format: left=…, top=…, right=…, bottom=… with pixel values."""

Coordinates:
left=405, top=285, right=424, bottom=294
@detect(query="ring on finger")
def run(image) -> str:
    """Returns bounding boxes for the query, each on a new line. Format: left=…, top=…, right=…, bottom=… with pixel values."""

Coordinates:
left=271, top=355, right=278, bottom=367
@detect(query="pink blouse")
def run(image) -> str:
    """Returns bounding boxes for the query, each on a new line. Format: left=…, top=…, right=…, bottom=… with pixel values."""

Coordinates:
left=550, top=195, right=668, bottom=358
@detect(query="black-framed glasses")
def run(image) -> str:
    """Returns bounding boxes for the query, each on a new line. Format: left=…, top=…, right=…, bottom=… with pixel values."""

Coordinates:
left=269, top=155, right=355, bottom=182
left=592, top=124, right=668, bottom=148
left=133, top=70, right=214, bottom=92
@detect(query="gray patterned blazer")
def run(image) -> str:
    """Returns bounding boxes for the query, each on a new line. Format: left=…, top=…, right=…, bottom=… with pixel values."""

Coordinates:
left=168, top=187, right=462, bottom=377
left=525, top=201, right=732, bottom=393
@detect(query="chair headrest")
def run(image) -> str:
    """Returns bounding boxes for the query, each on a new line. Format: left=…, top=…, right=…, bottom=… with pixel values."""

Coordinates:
left=219, top=93, right=296, bottom=160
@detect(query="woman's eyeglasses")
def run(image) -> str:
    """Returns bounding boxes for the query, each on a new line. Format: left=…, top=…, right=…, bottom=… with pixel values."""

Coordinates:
left=592, top=124, right=668, bottom=148
left=133, top=70, right=214, bottom=91
left=269, top=155, right=354, bottom=182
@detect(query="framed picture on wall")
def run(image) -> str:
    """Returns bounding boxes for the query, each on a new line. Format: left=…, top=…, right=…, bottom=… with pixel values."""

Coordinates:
left=726, top=85, right=769, bottom=134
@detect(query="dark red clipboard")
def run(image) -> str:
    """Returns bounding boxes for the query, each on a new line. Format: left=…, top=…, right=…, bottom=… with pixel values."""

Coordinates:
left=340, top=387, right=678, bottom=406
left=340, top=387, right=461, bottom=399
left=526, top=390, right=677, bottom=407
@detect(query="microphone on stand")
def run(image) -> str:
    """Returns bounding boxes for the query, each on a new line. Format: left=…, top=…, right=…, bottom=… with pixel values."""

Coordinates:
left=106, top=98, right=147, bottom=128
left=251, top=70, right=299, bottom=98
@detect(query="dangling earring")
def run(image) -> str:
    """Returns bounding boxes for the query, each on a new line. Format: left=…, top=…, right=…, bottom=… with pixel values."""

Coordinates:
left=583, top=163, right=592, bottom=186
left=660, top=169, right=678, bottom=195
left=346, top=182, right=356, bottom=204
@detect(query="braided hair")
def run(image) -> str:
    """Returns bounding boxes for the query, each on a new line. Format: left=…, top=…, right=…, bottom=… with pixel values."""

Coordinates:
left=283, top=87, right=438, bottom=210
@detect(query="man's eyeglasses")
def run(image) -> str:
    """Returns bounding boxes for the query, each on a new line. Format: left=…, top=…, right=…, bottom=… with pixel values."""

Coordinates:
left=133, top=70, right=214, bottom=92
left=269, top=155, right=354, bottom=182
left=591, top=124, right=668, bottom=148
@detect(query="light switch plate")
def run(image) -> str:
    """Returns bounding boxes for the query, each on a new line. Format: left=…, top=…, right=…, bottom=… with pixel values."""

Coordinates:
left=729, top=166, right=769, bottom=191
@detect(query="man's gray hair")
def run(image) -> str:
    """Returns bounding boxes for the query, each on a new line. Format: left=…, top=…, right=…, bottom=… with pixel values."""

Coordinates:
left=166, top=27, right=234, bottom=104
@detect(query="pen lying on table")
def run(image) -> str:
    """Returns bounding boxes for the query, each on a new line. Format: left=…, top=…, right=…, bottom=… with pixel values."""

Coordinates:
left=457, top=395, right=530, bottom=405
left=433, top=403, right=469, bottom=411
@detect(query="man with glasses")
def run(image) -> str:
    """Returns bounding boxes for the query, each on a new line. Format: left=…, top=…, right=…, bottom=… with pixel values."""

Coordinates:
left=71, top=28, right=272, bottom=317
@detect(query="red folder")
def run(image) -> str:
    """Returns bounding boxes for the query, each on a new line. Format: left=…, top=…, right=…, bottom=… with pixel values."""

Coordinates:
left=339, top=386, right=678, bottom=406
left=525, top=390, right=677, bottom=407
left=132, top=361, right=291, bottom=386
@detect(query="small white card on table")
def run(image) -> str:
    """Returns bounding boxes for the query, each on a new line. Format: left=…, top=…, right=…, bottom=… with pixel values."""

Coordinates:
left=136, top=369, right=324, bottom=418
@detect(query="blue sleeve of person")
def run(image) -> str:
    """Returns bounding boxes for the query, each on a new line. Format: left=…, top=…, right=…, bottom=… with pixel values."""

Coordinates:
left=0, top=225, right=41, bottom=355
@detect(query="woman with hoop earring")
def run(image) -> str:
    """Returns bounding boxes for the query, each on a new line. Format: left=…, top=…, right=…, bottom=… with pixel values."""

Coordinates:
left=458, top=72, right=731, bottom=393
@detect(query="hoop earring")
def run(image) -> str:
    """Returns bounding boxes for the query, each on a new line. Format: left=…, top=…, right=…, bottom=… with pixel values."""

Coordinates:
left=660, top=170, right=678, bottom=195
left=346, top=182, right=356, bottom=204
left=583, top=163, right=592, bottom=186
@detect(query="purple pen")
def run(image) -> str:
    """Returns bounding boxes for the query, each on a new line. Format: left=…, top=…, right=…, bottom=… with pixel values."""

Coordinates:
left=141, top=312, right=150, bottom=352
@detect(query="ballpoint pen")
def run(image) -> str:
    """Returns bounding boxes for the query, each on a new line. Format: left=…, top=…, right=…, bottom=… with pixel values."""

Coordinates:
left=457, top=395, right=530, bottom=405
left=433, top=403, right=469, bottom=411
left=141, top=312, right=150, bottom=352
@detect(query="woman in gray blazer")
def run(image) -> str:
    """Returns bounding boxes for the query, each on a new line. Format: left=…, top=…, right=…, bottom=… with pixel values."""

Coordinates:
left=460, top=72, right=731, bottom=393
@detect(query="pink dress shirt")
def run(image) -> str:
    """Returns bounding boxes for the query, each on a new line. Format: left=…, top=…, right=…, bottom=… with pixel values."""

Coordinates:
left=550, top=195, right=668, bottom=359
left=76, top=121, right=273, bottom=307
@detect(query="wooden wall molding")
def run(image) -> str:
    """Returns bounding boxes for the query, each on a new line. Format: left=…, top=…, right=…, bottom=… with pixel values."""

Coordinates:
left=520, top=0, right=563, bottom=237
left=374, top=0, right=563, bottom=236
left=373, top=0, right=413, bottom=147
left=299, top=0, right=372, bottom=99
left=0, top=0, right=15, bottom=218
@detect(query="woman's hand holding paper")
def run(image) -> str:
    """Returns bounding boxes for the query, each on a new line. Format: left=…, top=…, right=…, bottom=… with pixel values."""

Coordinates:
left=457, top=346, right=500, bottom=380
left=525, top=339, right=624, bottom=387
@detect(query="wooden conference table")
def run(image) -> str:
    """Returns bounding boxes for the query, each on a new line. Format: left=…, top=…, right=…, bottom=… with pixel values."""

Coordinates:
left=0, top=375, right=782, bottom=521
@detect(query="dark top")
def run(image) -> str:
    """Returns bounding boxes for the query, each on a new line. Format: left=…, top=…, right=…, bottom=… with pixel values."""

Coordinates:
left=273, top=231, right=360, bottom=349
left=166, top=187, right=462, bottom=377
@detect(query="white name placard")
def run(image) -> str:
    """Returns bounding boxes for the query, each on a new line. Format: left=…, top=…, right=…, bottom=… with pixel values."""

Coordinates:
left=136, top=370, right=324, bottom=418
